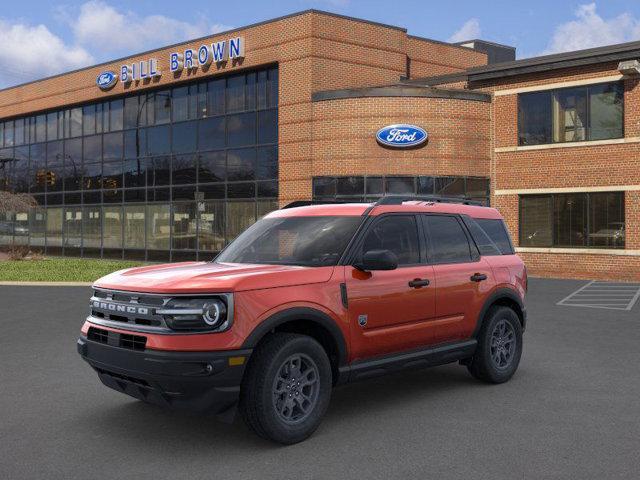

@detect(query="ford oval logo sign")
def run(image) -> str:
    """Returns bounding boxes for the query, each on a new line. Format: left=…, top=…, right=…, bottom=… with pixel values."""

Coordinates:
left=96, top=71, right=118, bottom=90
left=376, top=124, right=428, bottom=148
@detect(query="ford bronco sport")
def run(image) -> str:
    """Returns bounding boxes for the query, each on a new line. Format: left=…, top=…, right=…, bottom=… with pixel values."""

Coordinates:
left=78, top=196, right=527, bottom=444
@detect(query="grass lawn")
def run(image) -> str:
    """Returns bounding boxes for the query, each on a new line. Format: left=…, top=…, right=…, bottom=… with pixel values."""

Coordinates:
left=0, top=258, right=147, bottom=282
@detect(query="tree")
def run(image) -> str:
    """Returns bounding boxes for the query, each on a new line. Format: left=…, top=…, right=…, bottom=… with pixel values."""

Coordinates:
left=0, top=191, right=37, bottom=215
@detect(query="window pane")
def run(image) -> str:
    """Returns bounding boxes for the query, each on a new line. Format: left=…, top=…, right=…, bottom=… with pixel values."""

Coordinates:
left=46, top=141, right=63, bottom=193
left=29, top=207, right=46, bottom=247
left=336, top=177, right=364, bottom=196
left=172, top=120, right=197, bottom=153
left=589, top=83, right=623, bottom=141
left=172, top=86, right=189, bottom=122
left=47, top=113, right=58, bottom=141
left=154, top=91, right=171, bottom=124
left=150, top=155, right=171, bottom=186
left=227, top=112, right=256, bottom=147
left=227, top=75, right=245, bottom=113
left=147, top=204, right=170, bottom=250
left=386, top=177, right=414, bottom=194
left=109, top=100, right=123, bottom=131
left=257, top=109, right=277, bottom=144
left=198, top=201, right=225, bottom=252
left=362, top=215, right=420, bottom=265
left=173, top=202, right=196, bottom=250
left=366, top=177, right=384, bottom=195
left=103, top=206, right=123, bottom=248
left=13, top=146, right=29, bottom=193
left=268, top=68, right=278, bottom=108
left=147, top=125, right=171, bottom=155
left=553, top=88, right=587, bottom=142
left=588, top=192, right=625, bottom=248
left=228, top=182, right=255, bottom=198
left=70, top=108, right=82, bottom=137
left=123, top=158, right=147, bottom=187
left=207, top=79, right=225, bottom=116
left=466, top=177, right=490, bottom=199
left=246, top=72, right=256, bottom=110
left=228, top=148, right=255, bottom=181
left=172, top=154, right=197, bottom=185
left=35, top=115, right=46, bottom=143
left=83, top=105, right=96, bottom=135
left=554, top=193, right=586, bottom=247
left=417, top=176, right=434, bottom=195
left=96, top=103, right=105, bottom=133
left=124, top=128, right=146, bottom=158
left=257, top=70, right=268, bottom=109
left=4, top=121, right=14, bottom=146
left=435, top=177, right=465, bottom=197
left=226, top=201, right=255, bottom=241
left=83, top=135, right=102, bottom=163
left=520, top=195, right=552, bottom=246
left=256, top=146, right=277, bottom=180
left=14, top=118, right=25, bottom=146
left=518, top=91, right=551, bottom=145
left=64, top=207, right=82, bottom=248
left=83, top=161, right=102, bottom=190
left=124, top=205, right=145, bottom=249
left=466, top=217, right=502, bottom=256
left=198, top=116, right=225, bottom=150
left=103, top=132, right=123, bottom=160
left=313, top=177, right=336, bottom=197
left=424, top=215, right=471, bottom=264
left=64, top=138, right=82, bottom=192
left=123, top=96, right=139, bottom=129
left=46, top=207, right=63, bottom=247
left=198, top=151, right=226, bottom=183
left=83, top=206, right=102, bottom=249
left=476, top=219, right=514, bottom=254
left=102, top=160, right=122, bottom=190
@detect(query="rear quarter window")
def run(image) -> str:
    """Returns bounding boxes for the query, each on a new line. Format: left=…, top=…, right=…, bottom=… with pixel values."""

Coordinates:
left=475, top=218, right=515, bottom=255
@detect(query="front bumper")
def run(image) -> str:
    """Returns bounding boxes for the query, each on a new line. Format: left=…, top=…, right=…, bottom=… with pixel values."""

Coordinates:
left=77, top=335, right=251, bottom=414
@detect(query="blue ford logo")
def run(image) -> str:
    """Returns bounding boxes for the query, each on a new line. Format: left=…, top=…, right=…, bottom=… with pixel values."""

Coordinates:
left=96, top=71, right=118, bottom=90
left=376, top=124, right=428, bottom=148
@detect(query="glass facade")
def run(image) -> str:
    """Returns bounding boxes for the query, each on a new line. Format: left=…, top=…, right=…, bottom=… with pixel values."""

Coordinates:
left=313, top=175, right=490, bottom=205
left=519, top=192, right=625, bottom=249
left=0, top=66, right=279, bottom=260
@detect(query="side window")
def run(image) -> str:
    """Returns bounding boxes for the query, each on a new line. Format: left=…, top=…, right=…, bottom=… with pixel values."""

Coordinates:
left=464, top=217, right=502, bottom=256
left=476, top=218, right=514, bottom=254
left=361, top=215, right=420, bottom=265
left=423, top=215, right=472, bottom=264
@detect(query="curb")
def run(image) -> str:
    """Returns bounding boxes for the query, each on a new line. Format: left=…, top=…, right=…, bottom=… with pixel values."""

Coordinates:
left=0, top=281, right=94, bottom=287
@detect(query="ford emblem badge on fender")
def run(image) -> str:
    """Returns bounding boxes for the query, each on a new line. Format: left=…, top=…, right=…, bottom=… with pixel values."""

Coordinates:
left=96, top=71, right=118, bottom=91
left=376, top=124, right=428, bottom=148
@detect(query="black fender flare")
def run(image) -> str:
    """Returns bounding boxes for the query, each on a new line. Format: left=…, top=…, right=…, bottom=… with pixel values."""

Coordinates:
left=472, top=288, right=526, bottom=337
left=242, top=307, right=348, bottom=367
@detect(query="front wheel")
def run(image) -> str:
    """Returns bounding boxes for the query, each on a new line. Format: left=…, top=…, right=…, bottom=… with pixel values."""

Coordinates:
left=467, top=306, right=523, bottom=383
left=239, top=333, right=332, bottom=444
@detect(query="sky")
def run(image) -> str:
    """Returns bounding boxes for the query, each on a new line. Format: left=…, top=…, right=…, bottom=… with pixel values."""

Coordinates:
left=2, top=0, right=640, bottom=88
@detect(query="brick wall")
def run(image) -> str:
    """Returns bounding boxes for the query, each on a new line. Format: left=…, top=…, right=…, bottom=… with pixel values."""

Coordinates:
left=481, top=63, right=640, bottom=281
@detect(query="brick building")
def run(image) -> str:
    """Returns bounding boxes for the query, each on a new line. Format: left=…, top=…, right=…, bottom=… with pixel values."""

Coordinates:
left=0, top=9, right=637, bottom=280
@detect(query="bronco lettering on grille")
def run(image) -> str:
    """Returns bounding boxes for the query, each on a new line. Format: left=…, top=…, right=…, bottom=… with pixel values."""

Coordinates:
left=92, top=301, right=149, bottom=315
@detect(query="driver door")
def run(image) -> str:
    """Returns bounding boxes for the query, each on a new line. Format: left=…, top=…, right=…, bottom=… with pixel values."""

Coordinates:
left=346, top=214, right=436, bottom=360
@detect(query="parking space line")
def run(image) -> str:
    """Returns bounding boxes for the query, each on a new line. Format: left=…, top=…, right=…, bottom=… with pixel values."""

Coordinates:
left=557, top=280, right=640, bottom=311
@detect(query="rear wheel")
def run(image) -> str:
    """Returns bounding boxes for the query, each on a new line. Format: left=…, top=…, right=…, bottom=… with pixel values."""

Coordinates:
left=239, top=333, right=332, bottom=444
left=467, top=306, right=523, bottom=383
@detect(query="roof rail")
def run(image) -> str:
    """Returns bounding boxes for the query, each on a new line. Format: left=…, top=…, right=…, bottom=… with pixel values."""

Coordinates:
left=375, top=195, right=483, bottom=206
left=282, top=200, right=352, bottom=209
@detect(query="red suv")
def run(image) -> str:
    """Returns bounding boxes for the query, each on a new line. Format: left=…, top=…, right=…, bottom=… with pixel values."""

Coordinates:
left=78, top=196, right=527, bottom=444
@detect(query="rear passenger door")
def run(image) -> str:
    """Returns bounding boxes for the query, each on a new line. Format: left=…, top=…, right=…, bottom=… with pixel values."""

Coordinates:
left=421, top=215, right=495, bottom=343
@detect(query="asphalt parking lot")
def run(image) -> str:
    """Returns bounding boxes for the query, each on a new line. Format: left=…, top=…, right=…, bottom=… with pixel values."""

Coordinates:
left=1, top=278, right=639, bottom=480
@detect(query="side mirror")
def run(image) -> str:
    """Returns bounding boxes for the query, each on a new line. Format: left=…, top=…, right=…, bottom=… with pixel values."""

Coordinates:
left=355, top=249, right=398, bottom=271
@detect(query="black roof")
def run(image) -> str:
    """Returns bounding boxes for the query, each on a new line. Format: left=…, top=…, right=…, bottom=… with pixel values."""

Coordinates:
left=466, top=40, right=640, bottom=81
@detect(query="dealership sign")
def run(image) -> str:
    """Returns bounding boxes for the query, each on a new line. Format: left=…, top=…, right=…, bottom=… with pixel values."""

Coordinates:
left=376, top=124, right=428, bottom=148
left=96, top=71, right=118, bottom=90
left=97, top=36, right=245, bottom=90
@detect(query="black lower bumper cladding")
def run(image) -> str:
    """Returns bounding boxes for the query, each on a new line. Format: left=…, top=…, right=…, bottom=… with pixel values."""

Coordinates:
left=77, top=335, right=251, bottom=414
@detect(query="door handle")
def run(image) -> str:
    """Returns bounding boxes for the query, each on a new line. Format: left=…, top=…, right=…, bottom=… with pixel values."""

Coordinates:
left=470, top=273, right=488, bottom=282
left=408, top=278, right=430, bottom=288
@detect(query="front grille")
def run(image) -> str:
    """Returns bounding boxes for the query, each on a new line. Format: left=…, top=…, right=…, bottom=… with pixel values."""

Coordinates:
left=87, top=326, right=147, bottom=351
left=88, top=326, right=109, bottom=344
left=90, top=288, right=170, bottom=332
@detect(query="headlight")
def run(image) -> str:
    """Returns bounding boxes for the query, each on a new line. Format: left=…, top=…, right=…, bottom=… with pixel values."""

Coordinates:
left=157, top=296, right=232, bottom=332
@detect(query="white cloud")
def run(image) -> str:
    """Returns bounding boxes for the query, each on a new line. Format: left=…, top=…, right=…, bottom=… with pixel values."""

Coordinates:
left=0, top=20, right=93, bottom=88
left=448, top=18, right=481, bottom=43
left=0, top=1, right=233, bottom=88
left=71, top=1, right=231, bottom=55
left=542, top=3, right=640, bottom=54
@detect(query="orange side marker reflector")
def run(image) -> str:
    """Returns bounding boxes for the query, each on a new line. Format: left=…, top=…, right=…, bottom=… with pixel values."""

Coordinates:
left=228, top=356, right=246, bottom=366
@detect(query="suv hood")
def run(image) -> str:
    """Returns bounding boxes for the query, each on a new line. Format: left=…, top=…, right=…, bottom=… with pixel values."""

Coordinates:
left=94, top=262, right=335, bottom=294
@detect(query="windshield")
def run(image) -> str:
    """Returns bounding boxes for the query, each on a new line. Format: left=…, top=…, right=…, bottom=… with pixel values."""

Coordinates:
left=215, top=216, right=363, bottom=266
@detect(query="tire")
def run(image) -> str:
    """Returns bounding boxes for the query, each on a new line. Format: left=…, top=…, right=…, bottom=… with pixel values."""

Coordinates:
left=239, top=333, right=332, bottom=444
left=467, top=306, right=523, bottom=384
